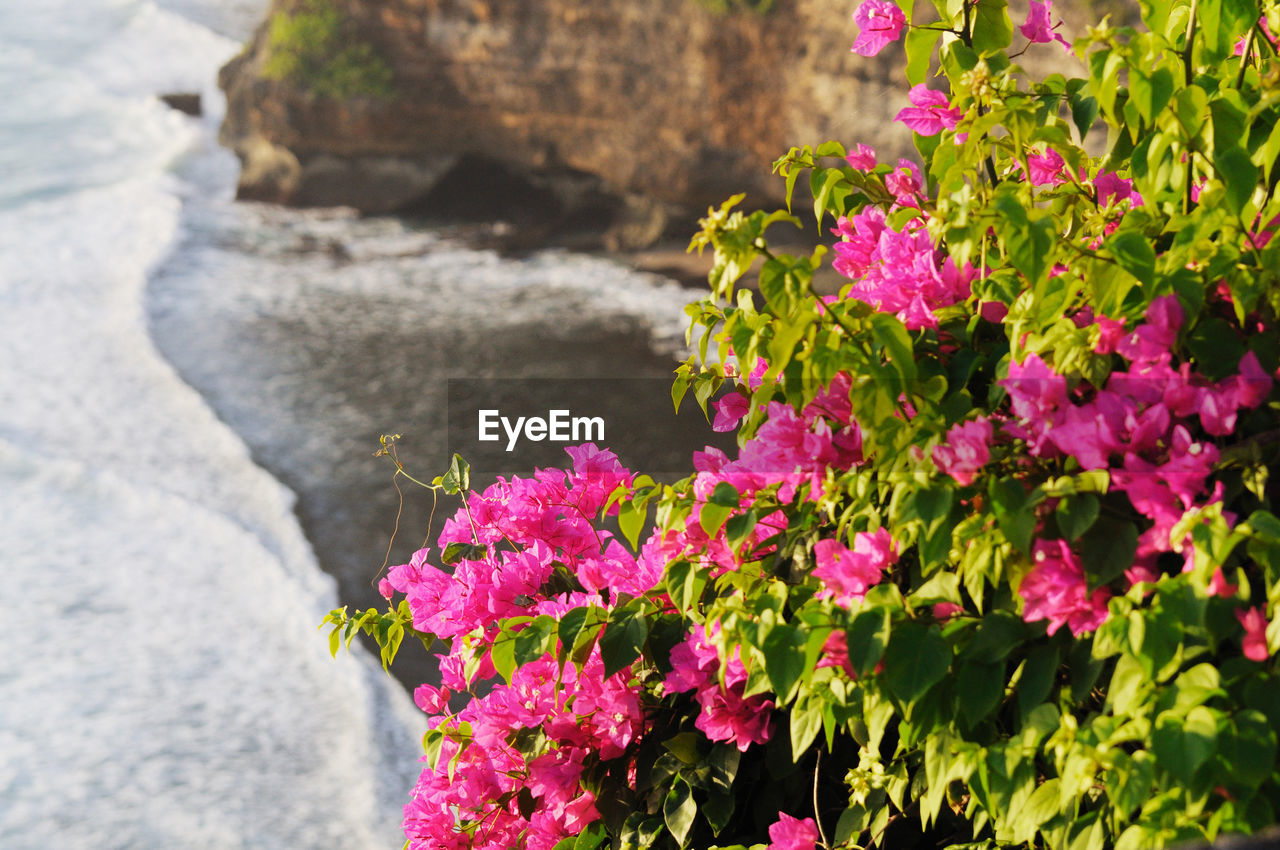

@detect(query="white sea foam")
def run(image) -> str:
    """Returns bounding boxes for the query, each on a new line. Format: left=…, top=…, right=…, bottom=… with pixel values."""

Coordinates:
left=0, top=2, right=424, bottom=847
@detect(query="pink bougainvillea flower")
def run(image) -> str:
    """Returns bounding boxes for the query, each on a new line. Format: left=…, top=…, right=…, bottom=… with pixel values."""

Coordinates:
left=413, top=684, right=451, bottom=714
left=1237, top=607, right=1270, bottom=661
left=980, top=300, right=1009, bottom=322
left=816, top=630, right=858, bottom=678
left=999, top=353, right=1068, bottom=454
left=1019, top=0, right=1071, bottom=50
left=1026, top=147, right=1068, bottom=185
left=712, top=390, right=750, bottom=432
left=1208, top=568, right=1239, bottom=598
left=885, top=158, right=923, bottom=206
left=895, top=84, right=964, bottom=135
left=932, top=417, right=993, bottom=486
left=933, top=602, right=964, bottom=621
left=850, top=0, right=907, bottom=57
left=1019, top=539, right=1111, bottom=636
left=813, top=529, right=895, bottom=605
left=768, top=812, right=820, bottom=850
left=845, top=143, right=877, bottom=170
left=1094, top=170, right=1144, bottom=208
left=830, top=206, right=975, bottom=330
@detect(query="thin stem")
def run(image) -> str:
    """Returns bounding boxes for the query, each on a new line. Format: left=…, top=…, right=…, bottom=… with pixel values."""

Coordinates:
left=1184, top=0, right=1200, bottom=214
left=377, top=470, right=407, bottom=580
left=461, top=495, right=481, bottom=544
left=420, top=485, right=438, bottom=549
left=1184, top=0, right=1199, bottom=87
left=813, top=748, right=831, bottom=848
left=1237, top=23, right=1257, bottom=88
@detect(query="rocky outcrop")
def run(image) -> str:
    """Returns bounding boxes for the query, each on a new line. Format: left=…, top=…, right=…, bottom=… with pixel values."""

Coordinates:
left=217, top=0, right=913, bottom=246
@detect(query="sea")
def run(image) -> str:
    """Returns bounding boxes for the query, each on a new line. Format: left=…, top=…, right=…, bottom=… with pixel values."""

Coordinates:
left=0, top=1, right=697, bottom=847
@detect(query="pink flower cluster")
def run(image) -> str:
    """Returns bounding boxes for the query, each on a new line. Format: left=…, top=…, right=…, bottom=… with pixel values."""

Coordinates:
left=812, top=528, right=896, bottom=606
left=1018, top=539, right=1111, bottom=636
left=850, top=0, right=906, bottom=56
left=896, top=85, right=964, bottom=136
left=932, top=418, right=993, bottom=486
left=1001, top=296, right=1272, bottom=627
left=665, top=373, right=864, bottom=574
left=664, top=624, right=775, bottom=751
left=385, top=445, right=664, bottom=850
left=768, top=812, right=820, bottom=850
left=1019, top=0, right=1070, bottom=50
left=403, top=650, right=644, bottom=850
left=830, top=204, right=976, bottom=329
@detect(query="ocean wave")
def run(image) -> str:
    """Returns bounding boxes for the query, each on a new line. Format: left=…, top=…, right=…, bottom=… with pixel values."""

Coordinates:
left=0, top=2, right=425, bottom=846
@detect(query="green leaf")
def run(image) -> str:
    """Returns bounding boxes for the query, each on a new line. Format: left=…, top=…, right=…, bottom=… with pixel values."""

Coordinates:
left=558, top=606, right=593, bottom=659
left=1071, top=92, right=1100, bottom=141
left=911, top=571, right=961, bottom=606
left=957, top=660, right=1005, bottom=727
left=970, top=0, right=1013, bottom=54
left=811, top=167, right=847, bottom=228
left=1108, top=654, right=1150, bottom=716
left=1130, top=67, right=1174, bottom=123
left=600, top=608, right=649, bottom=678
left=440, top=453, right=470, bottom=494
left=997, top=195, right=1052, bottom=286
left=989, top=476, right=1035, bottom=554
left=884, top=621, right=950, bottom=705
left=1215, top=146, right=1260, bottom=214
left=492, top=629, right=517, bottom=682
left=709, top=481, right=741, bottom=507
left=699, top=501, right=733, bottom=538
left=1056, top=494, right=1100, bottom=541
left=1219, top=709, right=1278, bottom=789
left=1106, top=231, right=1155, bottom=288
left=665, top=560, right=708, bottom=614
left=572, top=822, right=608, bottom=850
left=1172, top=86, right=1209, bottom=138
left=663, top=778, right=697, bottom=847
left=619, top=499, right=647, bottom=550
left=1016, top=644, right=1060, bottom=724
left=663, top=732, right=703, bottom=765
left=905, top=26, right=942, bottom=85
left=1079, top=517, right=1139, bottom=589
left=869, top=313, right=918, bottom=383
left=725, top=509, right=758, bottom=554
left=1010, top=778, right=1062, bottom=844
left=1152, top=706, right=1218, bottom=785
left=1105, top=750, right=1155, bottom=822
left=1188, top=316, right=1248, bottom=380
left=514, top=617, right=555, bottom=665
left=762, top=623, right=807, bottom=702
left=672, top=365, right=692, bottom=413
left=441, top=541, right=487, bottom=565
left=964, top=610, right=1030, bottom=662
left=847, top=606, right=892, bottom=676
left=790, top=700, right=824, bottom=760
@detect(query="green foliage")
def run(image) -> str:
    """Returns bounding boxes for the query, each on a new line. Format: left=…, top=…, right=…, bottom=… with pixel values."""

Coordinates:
left=599, top=0, right=1280, bottom=846
left=348, top=0, right=1280, bottom=848
left=262, top=0, right=393, bottom=99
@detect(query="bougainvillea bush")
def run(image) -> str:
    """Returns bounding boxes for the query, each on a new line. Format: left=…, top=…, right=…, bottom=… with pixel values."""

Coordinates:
left=325, top=0, right=1280, bottom=847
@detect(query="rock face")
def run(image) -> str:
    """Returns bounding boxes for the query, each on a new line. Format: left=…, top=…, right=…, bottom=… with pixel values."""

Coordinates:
left=218, top=0, right=916, bottom=247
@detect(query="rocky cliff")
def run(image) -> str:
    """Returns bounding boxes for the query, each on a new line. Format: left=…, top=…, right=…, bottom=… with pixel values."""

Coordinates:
left=218, top=0, right=920, bottom=247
